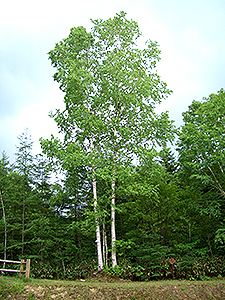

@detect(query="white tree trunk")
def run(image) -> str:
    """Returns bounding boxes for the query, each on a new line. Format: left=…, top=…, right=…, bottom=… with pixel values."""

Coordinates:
left=111, top=168, right=117, bottom=268
left=0, top=190, right=7, bottom=267
left=111, top=120, right=118, bottom=268
left=102, top=217, right=108, bottom=267
left=92, top=169, right=103, bottom=270
left=87, top=81, right=103, bottom=271
left=102, top=223, right=105, bottom=266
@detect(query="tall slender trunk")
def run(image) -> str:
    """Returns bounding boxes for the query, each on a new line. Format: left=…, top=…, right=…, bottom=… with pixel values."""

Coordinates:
left=89, top=124, right=103, bottom=271
left=86, top=72, right=103, bottom=271
left=89, top=123, right=103, bottom=270
left=40, top=187, right=44, bottom=262
left=102, top=215, right=108, bottom=267
left=92, top=168, right=103, bottom=270
left=111, top=99, right=119, bottom=267
left=102, top=225, right=105, bottom=265
left=0, top=190, right=7, bottom=268
left=22, top=181, right=25, bottom=256
left=111, top=162, right=117, bottom=268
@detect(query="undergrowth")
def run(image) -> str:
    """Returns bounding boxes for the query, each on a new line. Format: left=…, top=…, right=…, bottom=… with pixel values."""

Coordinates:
left=30, top=256, right=225, bottom=281
left=0, top=282, right=24, bottom=299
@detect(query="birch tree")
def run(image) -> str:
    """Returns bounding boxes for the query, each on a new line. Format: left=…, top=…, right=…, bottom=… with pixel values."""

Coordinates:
left=42, top=26, right=105, bottom=270
left=0, top=152, right=10, bottom=266
left=90, top=14, right=175, bottom=266
left=42, top=11, right=176, bottom=269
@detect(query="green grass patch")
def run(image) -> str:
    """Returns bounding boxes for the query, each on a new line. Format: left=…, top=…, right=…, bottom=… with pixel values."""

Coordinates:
left=0, top=275, right=225, bottom=299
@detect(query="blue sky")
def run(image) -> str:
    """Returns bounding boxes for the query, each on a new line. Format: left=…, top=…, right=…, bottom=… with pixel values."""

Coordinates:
left=0, top=0, right=225, bottom=161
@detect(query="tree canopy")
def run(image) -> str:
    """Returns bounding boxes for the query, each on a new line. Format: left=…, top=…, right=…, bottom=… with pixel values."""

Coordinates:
left=178, top=88, right=225, bottom=198
left=41, top=11, right=176, bottom=269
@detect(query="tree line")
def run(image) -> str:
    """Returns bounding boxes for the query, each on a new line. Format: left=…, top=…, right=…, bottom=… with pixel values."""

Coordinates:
left=0, top=12, right=224, bottom=280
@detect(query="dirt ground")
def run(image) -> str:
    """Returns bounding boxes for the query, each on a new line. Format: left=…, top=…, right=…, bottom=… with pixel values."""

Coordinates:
left=1, top=276, right=225, bottom=299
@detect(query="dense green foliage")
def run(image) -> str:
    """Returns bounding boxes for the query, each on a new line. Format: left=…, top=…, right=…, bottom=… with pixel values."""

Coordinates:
left=0, top=13, right=224, bottom=281
left=42, top=11, right=176, bottom=270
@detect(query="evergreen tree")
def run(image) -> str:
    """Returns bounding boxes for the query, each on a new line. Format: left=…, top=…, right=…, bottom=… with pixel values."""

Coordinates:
left=30, top=154, right=53, bottom=262
left=14, top=128, right=34, bottom=256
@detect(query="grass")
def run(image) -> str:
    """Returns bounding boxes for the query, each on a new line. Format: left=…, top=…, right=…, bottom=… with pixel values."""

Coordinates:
left=0, top=275, right=225, bottom=299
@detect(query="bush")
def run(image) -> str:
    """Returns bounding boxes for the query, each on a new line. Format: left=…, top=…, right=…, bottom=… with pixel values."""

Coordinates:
left=30, top=256, right=225, bottom=281
left=105, top=264, right=146, bottom=281
left=31, top=260, right=96, bottom=280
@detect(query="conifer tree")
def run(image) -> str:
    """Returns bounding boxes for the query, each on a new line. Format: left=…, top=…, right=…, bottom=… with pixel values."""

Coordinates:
left=14, top=128, right=34, bottom=256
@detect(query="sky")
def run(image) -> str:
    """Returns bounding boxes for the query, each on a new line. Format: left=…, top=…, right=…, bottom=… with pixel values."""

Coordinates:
left=0, top=0, right=225, bottom=161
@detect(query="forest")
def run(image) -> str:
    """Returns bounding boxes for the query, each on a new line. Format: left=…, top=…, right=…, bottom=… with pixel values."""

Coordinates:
left=0, top=12, right=225, bottom=281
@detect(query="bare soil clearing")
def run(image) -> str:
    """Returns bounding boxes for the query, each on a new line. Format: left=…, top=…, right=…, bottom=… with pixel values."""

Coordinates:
left=1, top=275, right=225, bottom=299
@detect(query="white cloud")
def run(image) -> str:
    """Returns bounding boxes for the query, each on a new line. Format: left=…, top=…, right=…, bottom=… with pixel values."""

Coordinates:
left=182, top=26, right=218, bottom=59
left=1, top=0, right=225, bottom=161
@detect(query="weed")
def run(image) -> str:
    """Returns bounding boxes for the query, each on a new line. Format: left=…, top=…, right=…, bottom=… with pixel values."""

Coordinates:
left=0, top=282, right=24, bottom=299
